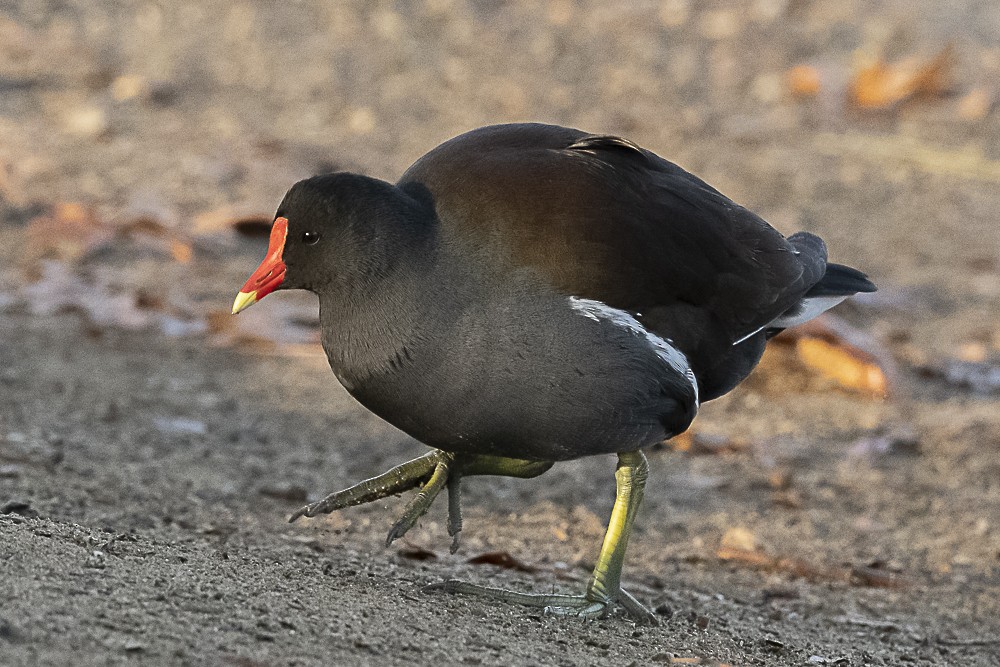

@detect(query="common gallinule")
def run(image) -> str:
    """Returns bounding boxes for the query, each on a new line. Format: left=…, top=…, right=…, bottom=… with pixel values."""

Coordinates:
left=233, top=123, right=875, bottom=623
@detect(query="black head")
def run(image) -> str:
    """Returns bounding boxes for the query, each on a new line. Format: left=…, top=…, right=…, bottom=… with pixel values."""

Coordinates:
left=233, top=173, right=434, bottom=313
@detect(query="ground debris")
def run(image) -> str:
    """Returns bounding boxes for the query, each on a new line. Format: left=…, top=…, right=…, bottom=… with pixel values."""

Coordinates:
left=849, top=45, right=954, bottom=109
left=193, top=205, right=274, bottom=237
left=848, top=427, right=920, bottom=458
left=467, top=550, right=538, bottom=572
left=921, top=357, right=1000, bottom=395
left=396, top=543, right=438, bottom=561
left=787, top=65, right=821, bottom=98
left=770, top=314, right=895, bottom=398
left=717, top=539, right=910, bottom=588
left=664, top=431, right=748, bottom=455
left=207, top=295, right=322, bottom=353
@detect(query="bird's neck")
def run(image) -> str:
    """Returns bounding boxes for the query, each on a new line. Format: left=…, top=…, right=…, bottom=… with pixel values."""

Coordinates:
left=316, top=256, right=448, bottom=393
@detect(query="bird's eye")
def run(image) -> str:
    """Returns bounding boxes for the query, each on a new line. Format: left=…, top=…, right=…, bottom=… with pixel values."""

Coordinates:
left=302, top=231, right=320, bottom=245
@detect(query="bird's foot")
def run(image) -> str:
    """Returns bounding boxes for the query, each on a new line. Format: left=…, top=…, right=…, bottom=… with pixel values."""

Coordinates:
left=288, top=450, right=449, bottom=523
left=290, top=452, right=554, bottom=551
left=383, top=454, right=452, bottom=546
left=424, top=579, right=658, bottom=626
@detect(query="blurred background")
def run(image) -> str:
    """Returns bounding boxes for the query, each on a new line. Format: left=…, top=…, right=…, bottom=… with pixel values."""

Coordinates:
left=1, top=2, right=998, bottom=665
left=2, top=1, right=999, bottom=352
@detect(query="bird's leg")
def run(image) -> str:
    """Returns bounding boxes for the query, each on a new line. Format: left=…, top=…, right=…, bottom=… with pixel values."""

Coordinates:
left=385, top=455, right=453, bottom=545
left=445, top=456, right=554, bottom=553
left=425, top=451, right=657, bottom=625
left=288, top=450, right=445, bottom=522
left=289, top=450, right=553, bottom=549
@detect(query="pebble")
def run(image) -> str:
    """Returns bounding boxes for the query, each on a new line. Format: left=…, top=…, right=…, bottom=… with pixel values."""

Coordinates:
left=63, top=105, right=108, bottom=138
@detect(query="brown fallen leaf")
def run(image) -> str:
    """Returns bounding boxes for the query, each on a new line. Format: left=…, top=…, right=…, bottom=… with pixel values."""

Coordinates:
left=665, top=431, right=748, bottom=455
left=720, top=527, right=757, bottom=552
left=717, top=546, right=840, bottom=582
left=193, top=205, right=273, bottom=237
left=774, top=314, right=895, bottom=398
left=467, top=550, right=538, bottom=573
left=397, top=544, right=438, bottom=561
left=850, top=46, right=954, bottom=109
left=22, top=203, right=110, bottom=270
left=850, top=564, right=909, bottom=589
left=795, top=337, right=888, bottom=397
left=957, top=88, right=994, bottom=120
left=717, top=545, right=910, bottom=588
left=787, top=64, right=821, bottom=98
left=19, top=260, right=205, bottom=337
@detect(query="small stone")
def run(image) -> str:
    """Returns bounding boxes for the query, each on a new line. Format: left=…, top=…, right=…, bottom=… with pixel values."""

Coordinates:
left=658, top=0, right=690, bottom=27
left=0, top=617, right=20, bottom=642
left=348, top=107, right=376, bottom=135
left=85, top=550, right=107, bottom=569
left=1, top=500, right=33, bottom=516
left=0, top=465, right=21, bottom=479
left=698, top=9, right=739, bottom=40
left=152, top=417, right=207, bottom=436
left=111, top=75, right=145, bottom=101
left=63, top=105, right=108, bottom=138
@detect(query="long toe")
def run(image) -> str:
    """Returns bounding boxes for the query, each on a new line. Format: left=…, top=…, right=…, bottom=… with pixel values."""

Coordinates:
left=424, top=579, right=658, bottom=625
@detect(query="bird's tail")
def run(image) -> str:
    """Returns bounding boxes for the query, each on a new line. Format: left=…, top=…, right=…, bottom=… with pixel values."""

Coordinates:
left=766, top=261, right=876, bottom=331
left=805, top=262, right=877, bottom=298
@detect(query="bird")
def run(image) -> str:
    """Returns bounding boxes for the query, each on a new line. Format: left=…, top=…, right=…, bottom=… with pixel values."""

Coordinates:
left=232, top=123, right=876, bottom=624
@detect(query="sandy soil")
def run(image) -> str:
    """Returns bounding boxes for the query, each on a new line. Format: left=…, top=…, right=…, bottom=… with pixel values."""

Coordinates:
left=1, top=1, right=999, bottom=665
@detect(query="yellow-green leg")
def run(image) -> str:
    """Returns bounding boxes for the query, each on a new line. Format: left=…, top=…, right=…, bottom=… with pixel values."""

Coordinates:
left=288, top=450, right=446, bottom=523
left=425, top=451, right=656, bottom=625
left=289, top=450, right=553, bottom=549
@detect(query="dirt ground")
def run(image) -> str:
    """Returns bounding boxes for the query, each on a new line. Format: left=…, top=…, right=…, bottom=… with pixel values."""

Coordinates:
left=1, top=1, right=999, bottom=665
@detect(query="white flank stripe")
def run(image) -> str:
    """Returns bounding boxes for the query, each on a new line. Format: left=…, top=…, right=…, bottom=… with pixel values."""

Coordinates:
left=569, top=297, right=699, bottom=407
left=767, top=295, right=849, bottom=329
left=731, top=295, right=850, bottom=346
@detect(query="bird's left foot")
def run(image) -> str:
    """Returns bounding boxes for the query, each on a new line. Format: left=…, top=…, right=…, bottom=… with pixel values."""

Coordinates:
left=289, top=451, right=554, bottom=552
left=289, top=450, right=456, bottom=547
left=423, top=579, right=658, bottom=625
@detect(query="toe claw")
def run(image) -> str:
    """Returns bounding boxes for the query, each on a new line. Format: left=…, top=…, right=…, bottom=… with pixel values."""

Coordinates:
left=288, top=504, right=314, bottom=523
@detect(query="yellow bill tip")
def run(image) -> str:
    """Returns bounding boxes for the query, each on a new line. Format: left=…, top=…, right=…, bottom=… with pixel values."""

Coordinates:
left=232, top=290, right=258, bottom=315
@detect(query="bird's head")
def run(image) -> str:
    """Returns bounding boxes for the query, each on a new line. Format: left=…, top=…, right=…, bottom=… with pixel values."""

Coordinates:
left=232, top=173, right=431, bottom=314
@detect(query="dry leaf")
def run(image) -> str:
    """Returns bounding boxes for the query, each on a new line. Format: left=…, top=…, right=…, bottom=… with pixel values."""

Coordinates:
left=19, top=260, right=203, bottom=337
left=957, top=342, right=987, bottom=363
left=665, top=431, right=748, bottom=455
left=23, top=203, right=109, bottom=268
left=795, top=337, right=888, bottom=397
left=170, top=239, right=193, bottom=263
left=720, top=527, right=757, bottom=552
left=718, top=544, right=910, bottom=588
left=397, top=544, right=438, bottom=561
left=717, top=546, right=836, bottom=581
left=957, top=88, right=994, bottom=120
left=849, top=564, right=909, bottom=589
left=850, top=46, right=954, bottom=109
left=787, top=65, right=821, bottom=98
left=193, top=205, right=273, bottom=237
left=467, top=550, right=537, bottom=572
